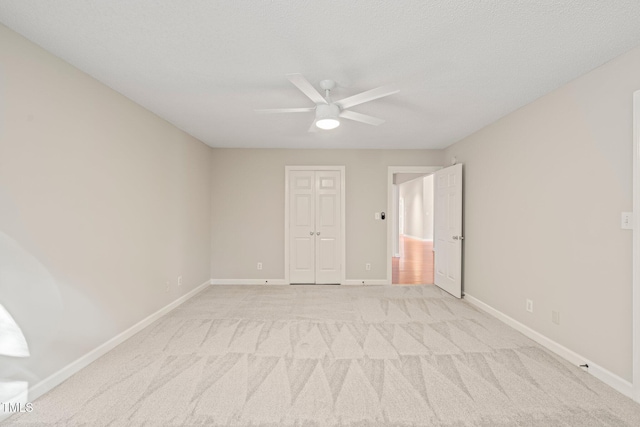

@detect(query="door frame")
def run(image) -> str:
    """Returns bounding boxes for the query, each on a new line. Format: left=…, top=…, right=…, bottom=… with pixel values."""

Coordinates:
left=284, top=165, right=346, bottom=285
left=386, top=166, right=442, bottom=285
left=633, top=91, right=640, bottom=401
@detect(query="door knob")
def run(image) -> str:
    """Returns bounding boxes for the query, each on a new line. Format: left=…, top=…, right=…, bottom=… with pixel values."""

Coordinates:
left=452, top=236, right=464, bottom=240
left=309, top=231, right=314, bottom=235
left=316, top=232, right=321, bottom=235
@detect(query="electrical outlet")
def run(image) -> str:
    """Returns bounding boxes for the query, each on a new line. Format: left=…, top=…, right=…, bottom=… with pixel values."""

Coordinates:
left=365, top=263, right=371, bottom=271
left=552, top=311, right=560, bottom=325
left=178, top=276, right=183, bottom=286
left=526, top=299, right=534, bottom=313
left=257, top=262, right=263, bottom=270
left=622, top=212, right=633, bottom=229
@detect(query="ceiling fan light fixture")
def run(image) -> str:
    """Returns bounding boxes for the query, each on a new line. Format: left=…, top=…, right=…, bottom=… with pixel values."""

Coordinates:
left=315, top=103, right=341, bottom=130
left=316, top=118, right=340, bottom=130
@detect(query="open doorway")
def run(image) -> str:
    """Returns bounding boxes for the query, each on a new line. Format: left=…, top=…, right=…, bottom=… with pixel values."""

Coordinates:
left=387, top=166, right=441, bottom=285
left=393, top=174, right=434, bottom=284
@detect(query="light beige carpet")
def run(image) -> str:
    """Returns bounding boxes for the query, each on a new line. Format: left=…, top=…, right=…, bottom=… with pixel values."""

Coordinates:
left=6, top=285, right=640, bottom=426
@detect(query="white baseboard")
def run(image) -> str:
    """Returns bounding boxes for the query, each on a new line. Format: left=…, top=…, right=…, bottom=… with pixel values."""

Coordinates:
left=210, top=279, right=288, bottom=285
left=24, top=280, right=211, bottom=404
left=211, top=279, right=389, bottom=286
left=342, top=279, right=388, bottom=286
left=464, top=293, right=634, bottom=399
left=401, top=234, right=433, bottom=242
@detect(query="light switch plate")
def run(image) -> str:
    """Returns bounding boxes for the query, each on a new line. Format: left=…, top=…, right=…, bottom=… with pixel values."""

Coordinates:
left=622, top=212, right=633, bottom=229
left=374, top=212, right=380, bottom=220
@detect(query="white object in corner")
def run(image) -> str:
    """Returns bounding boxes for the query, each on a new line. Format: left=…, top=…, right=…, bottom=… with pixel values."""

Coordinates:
left=23, top=280, right=211, bottom=406
left=464, top=293, right=634, bottom=399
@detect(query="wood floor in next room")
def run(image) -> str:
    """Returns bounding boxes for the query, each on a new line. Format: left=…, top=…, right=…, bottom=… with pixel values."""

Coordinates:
left=393, top=235, right=434, bottom=285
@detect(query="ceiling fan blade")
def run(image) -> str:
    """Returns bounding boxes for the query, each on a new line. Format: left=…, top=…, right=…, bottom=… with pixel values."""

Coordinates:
left=335, top=84, right=399, bottom=109
left=286, top=73, right=328, bottom=105
left=308, top=119, right=319, bottom=132
left=339, top=110, right=385, bottom=126
left=255, top=107, right=315, bottom=114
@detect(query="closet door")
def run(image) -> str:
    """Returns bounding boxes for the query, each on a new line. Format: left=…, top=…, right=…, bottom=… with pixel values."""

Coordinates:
left=288, top=169, right=342, bottom=284
left=314, top=170, right=341, bottom=284
left=289, top=170, right=316, bottom=283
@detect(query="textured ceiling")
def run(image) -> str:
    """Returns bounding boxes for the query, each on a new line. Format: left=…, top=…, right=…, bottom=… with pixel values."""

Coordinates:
left=2, top=1, right=640, bottom=149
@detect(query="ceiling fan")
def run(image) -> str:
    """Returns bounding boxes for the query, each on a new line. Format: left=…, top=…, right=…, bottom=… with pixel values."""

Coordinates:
left=256, top=73, right=399, bottom=131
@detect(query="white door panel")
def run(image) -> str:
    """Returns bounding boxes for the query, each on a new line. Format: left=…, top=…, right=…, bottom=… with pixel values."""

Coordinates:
left=316, top=242, right=340, bottom=283
left=294, top=196, right=312, bottom=225
left=318, top=195, right=336, bottom=226
left=294, top=238, right=313, bottom=267
left=434, top=163, right=463, bottom=298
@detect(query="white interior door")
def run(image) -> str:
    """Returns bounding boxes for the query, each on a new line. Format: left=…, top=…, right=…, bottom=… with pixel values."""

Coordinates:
left=434, top=163, right=463, bottom=298
left=289, top=171, right=316, bottom=283
left=289, top=169, right=342, bottom=284
left=315, top=171, right=341, bottom=284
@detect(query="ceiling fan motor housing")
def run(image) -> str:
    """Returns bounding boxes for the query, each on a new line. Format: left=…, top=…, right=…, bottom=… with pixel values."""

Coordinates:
left=316, top=103, right=340, bottom=119
left=315, top=103, right=341, bottom=130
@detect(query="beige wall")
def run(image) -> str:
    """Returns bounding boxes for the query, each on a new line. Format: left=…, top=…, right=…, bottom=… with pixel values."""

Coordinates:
left=0, top=25, right=212, bottom=386
left=210, top=149, right=444, bottom=281
left=445, top=45, right=640, bottom=381
left=423, top=175, right=434, bottom=239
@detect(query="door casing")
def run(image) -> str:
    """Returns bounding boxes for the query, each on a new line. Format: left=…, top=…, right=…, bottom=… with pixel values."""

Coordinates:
left=632, top=90, right=640, bottom=401
left=285, top=166, right=346, bottom=284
